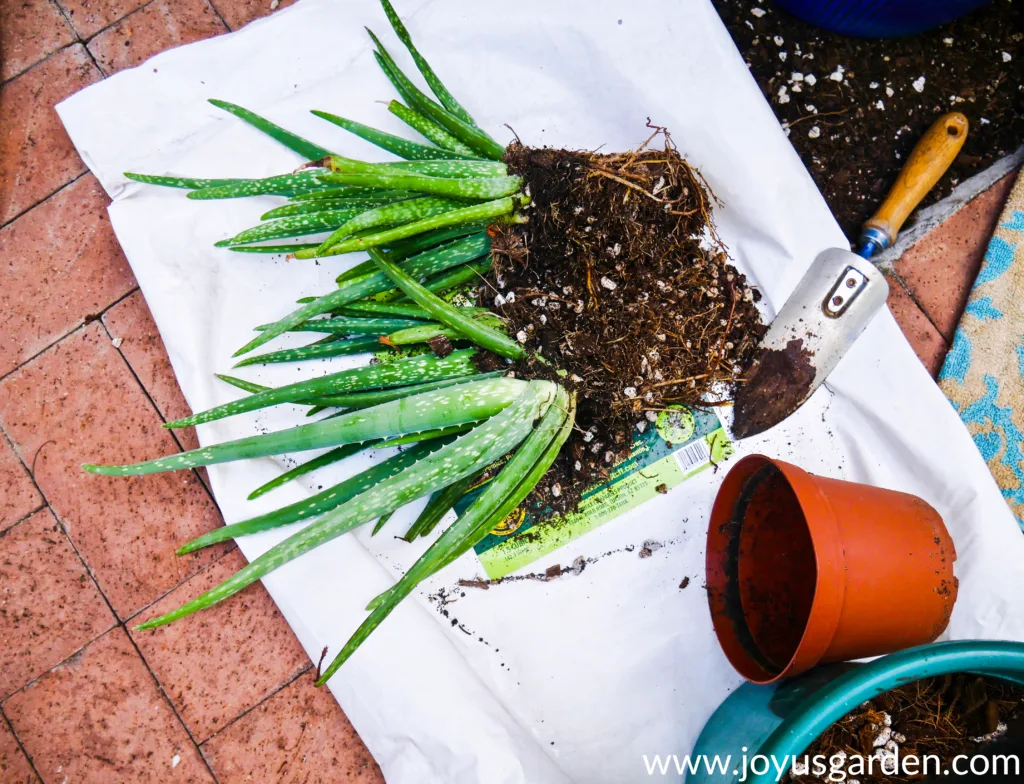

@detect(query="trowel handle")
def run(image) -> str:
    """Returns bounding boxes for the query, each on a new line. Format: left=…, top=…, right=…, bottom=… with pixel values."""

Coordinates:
left=860, top=112, right=968, bottom=255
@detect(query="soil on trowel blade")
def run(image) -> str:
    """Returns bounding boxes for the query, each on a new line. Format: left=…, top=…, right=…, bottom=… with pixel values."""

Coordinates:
left=786, top=673, right=1024, bottom=784
left=479, top=127, right=766, bottom=513
left=732, top=338, right=816, bottom=439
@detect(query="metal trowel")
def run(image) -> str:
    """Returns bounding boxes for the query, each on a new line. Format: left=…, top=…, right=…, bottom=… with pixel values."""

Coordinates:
left=732, top=111, right=968, bottom=439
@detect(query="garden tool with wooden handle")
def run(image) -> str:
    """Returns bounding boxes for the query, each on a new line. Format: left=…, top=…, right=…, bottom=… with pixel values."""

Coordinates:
left=732, top=112, right=968, bottom=439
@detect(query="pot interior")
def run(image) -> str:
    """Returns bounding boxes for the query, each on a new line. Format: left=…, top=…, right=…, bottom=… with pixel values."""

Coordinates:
left=734, top=464, right=818, bottom=671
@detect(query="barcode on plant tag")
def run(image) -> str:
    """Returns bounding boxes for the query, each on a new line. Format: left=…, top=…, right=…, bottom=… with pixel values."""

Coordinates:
left=674, top=439, right=711, bottom=473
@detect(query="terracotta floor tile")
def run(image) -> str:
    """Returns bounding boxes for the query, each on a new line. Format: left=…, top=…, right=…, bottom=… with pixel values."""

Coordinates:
left=0, top=323, right=226, bottom=619
left=0, top=433, right=42, bottom=533
left=3, top=627, right=216, bottom=783
left=54, top=0, right=149, bottom=40
left=0, top=716, right=39, bottom=784
left=885, top=272, right=950, bottom=378
left=103, top=290, right=201, bottom=453
left=209, top=0, right=295, bottom=31
left=0, top=175, right=137, bottom=378
left=87, top=0, right=227, bottom=75
left=0, top=508, right=115, bottom=700
left=0, top=45, right=101, bottom=225
left=132, top=550, right=309, bottom=742
left=202, top=671, right=383, bottom=784
left=895, top=171, right=1018, bottom=342
left=0, top=0, right=76, bottom=82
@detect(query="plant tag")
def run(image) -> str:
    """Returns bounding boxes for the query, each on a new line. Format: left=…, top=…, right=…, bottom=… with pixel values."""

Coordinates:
left=462, top=406, right=732, bottom=579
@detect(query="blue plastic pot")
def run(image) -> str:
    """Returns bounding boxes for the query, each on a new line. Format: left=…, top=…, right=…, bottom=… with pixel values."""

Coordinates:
left=690, top=640, right=1024, bottom=784
left=772, top=0, right=992, bottom=37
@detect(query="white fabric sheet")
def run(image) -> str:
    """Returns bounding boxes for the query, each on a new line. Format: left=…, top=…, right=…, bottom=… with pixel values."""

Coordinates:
left=58, top=0, right=1024, bottom=780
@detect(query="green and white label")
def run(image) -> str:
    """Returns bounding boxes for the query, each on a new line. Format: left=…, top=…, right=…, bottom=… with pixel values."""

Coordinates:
left=461, top=406, right=732, bottom=579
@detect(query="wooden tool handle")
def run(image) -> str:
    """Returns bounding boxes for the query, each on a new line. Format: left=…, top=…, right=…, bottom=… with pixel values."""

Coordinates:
left=863, top=112, right=968, bottom=246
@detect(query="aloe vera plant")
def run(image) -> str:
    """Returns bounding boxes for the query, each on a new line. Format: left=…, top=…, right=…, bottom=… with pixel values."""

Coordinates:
left=88, top=0, right=578, bottom=680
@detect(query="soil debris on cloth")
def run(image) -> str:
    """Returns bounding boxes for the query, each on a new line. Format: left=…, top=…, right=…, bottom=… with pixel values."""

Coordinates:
left=712, top=0, right=1024, bottom=242
left=786, top=673, right=1024, bottom=783
left=484, top=127, right=766, bottom=511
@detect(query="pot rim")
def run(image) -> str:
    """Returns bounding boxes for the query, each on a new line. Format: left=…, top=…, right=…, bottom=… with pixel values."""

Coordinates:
left=708, top=455, right=847, bottom=684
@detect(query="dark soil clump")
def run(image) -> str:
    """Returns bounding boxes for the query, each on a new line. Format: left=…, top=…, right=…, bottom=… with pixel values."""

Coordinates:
left=787, top=673, right=1024, bottom=783
left=733, top=338, right=816, bottom=438
left=481, top=128, right=766, bottom=509
left=713, top=0, right=1023, bottom=243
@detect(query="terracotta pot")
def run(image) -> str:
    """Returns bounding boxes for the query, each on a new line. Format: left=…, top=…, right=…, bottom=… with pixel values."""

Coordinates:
left=706, top=454, right=957, bottom=684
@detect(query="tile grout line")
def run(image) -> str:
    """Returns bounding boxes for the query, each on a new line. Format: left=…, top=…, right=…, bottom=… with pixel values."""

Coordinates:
left=0, top=544, right=238, bottom=707
left=886, top=268, right=950, bottom=345
left=198, top=662, right=315, bottom=751
left=95, top=319, right=224, bottom=512
left=0, top=500, right=50, bottom=537
left=45, top=0, right=107, bottom=77
left=0, top=414, right=124, bottom=629
left=0, top=317, right=233, bottom=630
left=0, top=708, right=45, bottom=783
left=119, top=626, right=225, bottom=783
left=122, top=544, right=238, bottom=626
left=1, top=316, right=235, bottom=625
left=204, top=0, right=235, bottom=33
left=0, top=171, right=88, bottom=234
left=0, top=284, right=139, bottom=386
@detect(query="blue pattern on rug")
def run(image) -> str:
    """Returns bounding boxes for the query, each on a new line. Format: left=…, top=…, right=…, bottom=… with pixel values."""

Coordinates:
left=939, top=183, right=1024, bottom=531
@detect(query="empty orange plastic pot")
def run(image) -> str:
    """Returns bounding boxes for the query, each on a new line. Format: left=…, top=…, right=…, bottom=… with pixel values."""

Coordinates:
left=706, top=454, right=957, bottom=684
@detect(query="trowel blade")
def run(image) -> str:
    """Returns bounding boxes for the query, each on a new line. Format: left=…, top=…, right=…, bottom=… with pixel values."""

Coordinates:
left=731, top=247, right=890, bottom=439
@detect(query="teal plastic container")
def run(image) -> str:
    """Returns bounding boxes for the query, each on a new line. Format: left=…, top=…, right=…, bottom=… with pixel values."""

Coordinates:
left=691, top=640, right=1024, bottom=784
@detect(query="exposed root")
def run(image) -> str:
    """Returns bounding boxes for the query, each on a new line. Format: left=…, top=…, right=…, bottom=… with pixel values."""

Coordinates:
left=482, top=127, right=766, bottom=509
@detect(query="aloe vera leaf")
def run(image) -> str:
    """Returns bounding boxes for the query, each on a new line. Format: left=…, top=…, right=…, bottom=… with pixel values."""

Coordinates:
left=125, top=173, right=247, bottom=190
left=233, top=336, right=382, bottom=367
left=370, top=37, right=503, bottom=159
left=311, top=110, right=481, bottom=161
left=327, top=386, right=572, bottom=676
left=84, top=375, right=528, bottom=476
left=402, top=471, right=478, bottom=541
left=170, top=349, right=481, bottom=429
left=247, top=419, right=476, bottom=501
left=370, top=248, right=523, bottom=359
left=317, top=170, right=519, bottom=201
left=179, top=437, right=450, bottom=553
left=134, top=382, right=554, bottom=630
left=240, top=233, right=489, bottom=355
left=317, top=196, right=466, bottom=254
left=209, top=99, right=331, bottom=160
left=292, top=197, right=512, bottom=260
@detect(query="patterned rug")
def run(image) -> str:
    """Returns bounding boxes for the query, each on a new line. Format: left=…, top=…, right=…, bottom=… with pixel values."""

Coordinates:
left=939, top=169, right=1024, bottom=531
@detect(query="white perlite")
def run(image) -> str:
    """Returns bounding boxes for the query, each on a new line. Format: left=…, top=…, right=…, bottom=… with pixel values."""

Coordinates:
left=600, top=276, right=618, bottom=291
left=808, top=126, right=821, bottom=139
left=912, top=76, right=926, bottom=93
left=751, top=6, right=765, bottom=17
